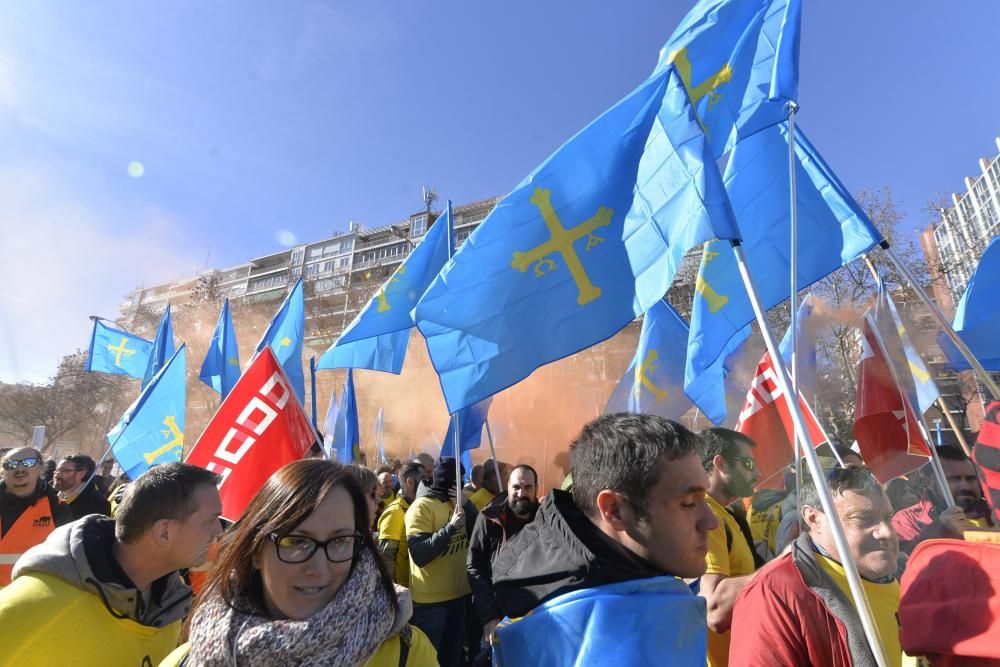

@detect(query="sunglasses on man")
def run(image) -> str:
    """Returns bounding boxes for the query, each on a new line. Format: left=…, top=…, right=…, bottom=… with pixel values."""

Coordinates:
left=2, top=457, right=41, bottom=471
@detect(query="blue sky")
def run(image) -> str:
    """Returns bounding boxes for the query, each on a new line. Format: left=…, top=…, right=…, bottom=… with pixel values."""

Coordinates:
left=1, top=0, right=998, bottom=383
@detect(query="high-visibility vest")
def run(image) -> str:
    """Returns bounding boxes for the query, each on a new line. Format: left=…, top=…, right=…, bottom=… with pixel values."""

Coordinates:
left=185, top=542, right=217, bottom=598
left=0, top=495, right=57, bottom=586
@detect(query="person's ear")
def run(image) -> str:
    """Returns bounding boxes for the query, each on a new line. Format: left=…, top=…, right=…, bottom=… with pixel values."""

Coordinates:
left=712, top=453, right=728, bottom=475
left=150, top=518, right=172, bottom=547
left=801, top=504, right=824, bottom=535
left=595, top=490, right=632, bottom=532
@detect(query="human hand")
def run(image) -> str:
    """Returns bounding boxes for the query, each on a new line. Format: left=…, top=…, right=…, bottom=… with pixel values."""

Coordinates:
left=938, top=506, right=970, bottom=535
left=484, top=619, right=500, bottom=645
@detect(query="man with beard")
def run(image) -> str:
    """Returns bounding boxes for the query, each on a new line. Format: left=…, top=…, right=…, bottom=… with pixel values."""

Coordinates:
left=698, top=427, right=762, bottom=667
left=378, top=462, right=424, bottom=585
left=467, top=464, right=539, bottom=646
left=892, top=445, right=990, bottom=554
left=730, top=467, right=902, bottom=666
left=53, top=455, right=111, bottom=521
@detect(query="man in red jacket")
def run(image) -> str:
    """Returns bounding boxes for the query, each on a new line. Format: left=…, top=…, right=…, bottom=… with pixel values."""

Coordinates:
left=730, top=467, right=902, bottom=667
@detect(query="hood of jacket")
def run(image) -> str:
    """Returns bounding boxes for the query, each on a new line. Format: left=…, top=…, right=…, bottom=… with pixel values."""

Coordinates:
left=12, top=514, right=192, bottom=628
left=491, top=489, right=663, bottom=618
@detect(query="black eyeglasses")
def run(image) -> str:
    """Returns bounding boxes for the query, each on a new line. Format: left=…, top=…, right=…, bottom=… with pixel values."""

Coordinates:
left=728, top=456, right=756, bottom=472
left=3, top=458, right=40, bottom=471
left=269, top=532, right=362, bottom=564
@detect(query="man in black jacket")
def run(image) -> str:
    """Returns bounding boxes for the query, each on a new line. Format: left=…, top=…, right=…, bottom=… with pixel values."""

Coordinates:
left=53, top=455, right=111, bottom=521
left=492, top=413, right=719, bottom=624
left=467, top=463, right=539, bottom=645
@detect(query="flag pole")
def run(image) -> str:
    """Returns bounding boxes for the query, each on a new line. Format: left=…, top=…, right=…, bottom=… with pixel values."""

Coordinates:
left=484, top=419, right=503, bottom=489
left=865, top=312, right=956, bottom=509
left=786, top=102, right=805, bottom=514
left=309, top=357, right=318, bottom=431
left=730, top=240, right=890, bottom=667
left=936, top=397, right=972, bottom=456
left=879, top=241, right=1000, bottom=400
left=451, top=414, right=464, bottom=517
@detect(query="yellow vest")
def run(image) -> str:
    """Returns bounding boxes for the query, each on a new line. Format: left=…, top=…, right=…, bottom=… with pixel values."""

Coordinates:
left=0, top=573, right=181, bottom=667
left=469, top=488, right=496, bottom=512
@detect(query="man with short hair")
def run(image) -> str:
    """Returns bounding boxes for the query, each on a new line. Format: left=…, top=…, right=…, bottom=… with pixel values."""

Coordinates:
left=0, top=462, right=223, bottom=666
left=469, top=463, right=501, bottom=511
left=0, top=448, right=70, bottom=586
left=731, top=467, right=902, bottom=667
left=406, top=458, right=478, bottom=667
left=467, top=464, right=539, bottom=645
left=463, top=464, right=484, bottom=496
left=697, top=427, right=762, bottom=667
left=378, top=462, right=423, bottom=585
left=491, top=414, right=719, bottom=664
left=53, top=454, right=111, bottom=521
left=376, top=468, right=396, bottom=504
left=892, top=445, right=989, bottom=554
left=414, top=453, right=435, bottom=483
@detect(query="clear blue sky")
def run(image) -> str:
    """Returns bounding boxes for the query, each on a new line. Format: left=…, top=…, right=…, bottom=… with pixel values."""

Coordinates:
left=1, top=0, right=998, bottom=383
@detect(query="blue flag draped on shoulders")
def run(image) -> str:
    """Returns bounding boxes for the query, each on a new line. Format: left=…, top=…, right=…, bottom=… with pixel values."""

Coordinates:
left=319, top=203, right=454, bottom=374
left=256, top=278, right=305, bottom=403
left=199, top=298, right=240, bottom=399
left=142, top=305, right=176, bottom=390
left=686, top=123, right=882, bottom=422
left=416, top=66, right=738, bottom=413
left=493, top=576, right=707, bottom=667
left=85, top=320, right=153, bottom=379
left=605, top=300, right=694, bottom=420
left=441, top=398, right=492, bottom=458
left=107, top=345, right=186, bottom=480
left=940, top=236, right=1000, bottom=372
left=333, top=369, right=361, bottom=464
left=654, top=0, right=802, bottom=157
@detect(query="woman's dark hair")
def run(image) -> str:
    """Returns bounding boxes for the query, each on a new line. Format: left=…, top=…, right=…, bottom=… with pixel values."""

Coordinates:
left=198, top=459, right=397, bottom=617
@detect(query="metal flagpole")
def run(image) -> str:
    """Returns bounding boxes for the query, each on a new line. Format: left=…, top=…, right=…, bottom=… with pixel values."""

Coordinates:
left=880, top=241, right=1000, bottom=399
left=787, top=103, right=805, bottom=514
left=483, top=420, right=503, bottom=488
left=309, top=357, right=318, bottom=431
left=730, top=240, right=890, bottom=667
left=451, top=414, right=464, bottom=517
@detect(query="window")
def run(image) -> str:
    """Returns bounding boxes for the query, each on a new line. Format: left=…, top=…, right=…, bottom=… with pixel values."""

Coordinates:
left=307, top=247, right=323, bottom=260
left=304, top=264, right=320, bottom=277
left=411, top=215, right=426, bottom=237
left=456, top=228, right=472, bottom=246
left=321, top=261, right=335, bottom=273
left=339, top=257, right=350, bottom=268
left=248, top=273, right=288, bottom=292
left=290, top=249, right=304, bottom=265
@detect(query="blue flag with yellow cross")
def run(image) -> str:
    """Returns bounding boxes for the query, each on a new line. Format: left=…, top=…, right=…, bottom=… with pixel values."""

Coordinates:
left=655, top=0, right=802, bottom=158
left=685, top=123, right=883, bottom=424
left=85, top=319, right=154, bottom=379
left=333, top=369, right=361, bottom=464
left=142, top=304, right=176, bottom=390
left=107, top=345, right=186, bottom=480
left=199, top=298, right=241, bottom=399
left=415, top=66, right=739, bottom=413
left=255, top=278, right=305, bottom=403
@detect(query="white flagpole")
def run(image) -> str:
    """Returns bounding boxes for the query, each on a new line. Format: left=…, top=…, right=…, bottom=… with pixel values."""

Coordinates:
left=451, top=414, right=464, bottom=517
left=484, top=420, right=503, bottom=488
left=880, top=242, right=1000, bottom=399
left=787, top=102, right=805, bottom=512
left=730, top=240, right=890, bottom=667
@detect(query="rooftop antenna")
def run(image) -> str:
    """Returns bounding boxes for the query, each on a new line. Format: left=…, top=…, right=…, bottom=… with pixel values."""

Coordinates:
left=422, top=186, right=438, bottom=215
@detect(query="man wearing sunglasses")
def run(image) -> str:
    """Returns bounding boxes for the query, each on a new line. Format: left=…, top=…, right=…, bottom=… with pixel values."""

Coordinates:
left=0, top=448, right=69, bottom=587
left=697, top=427, right=763, bottom=667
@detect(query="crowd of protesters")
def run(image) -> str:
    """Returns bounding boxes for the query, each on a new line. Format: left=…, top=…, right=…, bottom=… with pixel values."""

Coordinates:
left=1, top=410, right=999, bottom=666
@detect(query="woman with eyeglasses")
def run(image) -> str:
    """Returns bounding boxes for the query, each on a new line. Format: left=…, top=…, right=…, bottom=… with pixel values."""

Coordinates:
left=0, top=448, right=71, bottom=587
left=160, top=459, right=437, bottom=666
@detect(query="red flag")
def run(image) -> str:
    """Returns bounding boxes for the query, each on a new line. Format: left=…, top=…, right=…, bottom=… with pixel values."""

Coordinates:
left=736, top=350, right=827, bottom=489
left=186, top=347, right=316, bottom=520
left=853, top=315, right=930, bottom=483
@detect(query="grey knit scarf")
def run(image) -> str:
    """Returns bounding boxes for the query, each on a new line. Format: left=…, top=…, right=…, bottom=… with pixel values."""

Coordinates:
left=187, top=549, right=397, bottom=666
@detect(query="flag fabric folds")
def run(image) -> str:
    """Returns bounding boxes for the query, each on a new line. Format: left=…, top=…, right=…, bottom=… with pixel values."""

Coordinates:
left=199, top=298, right=241, bottom=399
left=735, top=349, right=827, bottom=489
left=655, top=0, right=803, bottom=157
left=416, top=66, right=739, bottom=413
left=85, top=320, right=153, bottom=379
left=778, top=293, right=818, bottom=399
left=106, top=345, right=186, bottom=480
left=440, top=399, right=492, bottom=458
left=321, top=387, right=340, bottom=459
left=319, top=204, right=455, bottom=374
left=493, top=576, right=707, bottom=667
left=255, top=278, right=305, bottom=403
left=605, top=300, right=694, bottom=421
left=142, top=305, right=176, bottom=390
left=333, top=369, right=361, bottom=464
left=185, top=347, right=315, bottom=520
left=853, top=314, right=931, bottom=483
left=940, top=235, right=1000, bottom=372
left=874, top=279, right=940, bottom=415
left=686, top=123, right=882, bottom=418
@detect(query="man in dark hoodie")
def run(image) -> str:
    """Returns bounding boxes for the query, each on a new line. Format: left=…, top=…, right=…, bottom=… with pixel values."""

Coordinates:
left=405, top=457, right=478, bottom=667
left=490, top=413, right=720, bottom=665
left=0, top=447, right=70, bottom=586
left=0, top=462, right=222, bottom=666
